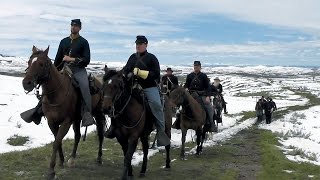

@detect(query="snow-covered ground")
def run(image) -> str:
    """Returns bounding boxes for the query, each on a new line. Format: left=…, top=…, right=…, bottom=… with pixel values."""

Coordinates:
left=260, top=106, right=320, bottom=166
left=1, top=57, right=320, bottom=167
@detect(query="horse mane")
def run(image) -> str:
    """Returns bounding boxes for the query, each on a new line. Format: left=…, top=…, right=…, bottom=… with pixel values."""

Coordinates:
left=103, top=70, right=118, bottom=82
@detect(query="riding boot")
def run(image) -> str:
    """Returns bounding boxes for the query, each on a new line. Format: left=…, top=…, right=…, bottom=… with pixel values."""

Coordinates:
left=104, top=124, right=116, bottom=139
left=156, top=130, right=171, bottom=146
left=81, top=111, right=96, bottom=127
left=20, top=101, right=43, bottom=125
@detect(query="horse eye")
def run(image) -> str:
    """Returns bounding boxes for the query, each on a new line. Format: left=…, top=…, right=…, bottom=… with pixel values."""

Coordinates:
left=39, top=63, right=44, bottom=67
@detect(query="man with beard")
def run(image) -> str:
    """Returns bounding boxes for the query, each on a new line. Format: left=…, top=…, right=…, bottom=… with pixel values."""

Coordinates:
left=20, top=19, right=95, bottom=127
left=161, top=67, right=179, bottom=95
left=211, top=77, right=228, bottom=114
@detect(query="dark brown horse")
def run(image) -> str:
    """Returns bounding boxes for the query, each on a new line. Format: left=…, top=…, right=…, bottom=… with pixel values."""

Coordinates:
left=169, top=87, right=208, bottom=159
left=22, top=46, right=106, bottom=180
left=102, top=70, right=172, bottom=180
left=212, top=93, right=223, bottom=125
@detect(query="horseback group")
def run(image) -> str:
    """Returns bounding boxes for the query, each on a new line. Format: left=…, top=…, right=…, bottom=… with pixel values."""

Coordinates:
left=255, top=96, right=277, bottom=124
left=20, top=19, right=227, bottom=180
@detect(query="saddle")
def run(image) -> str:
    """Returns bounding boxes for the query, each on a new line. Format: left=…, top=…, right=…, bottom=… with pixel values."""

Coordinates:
left=63, top=66, right=100, bottom=95
left=132, top=84, right=163, bottom=129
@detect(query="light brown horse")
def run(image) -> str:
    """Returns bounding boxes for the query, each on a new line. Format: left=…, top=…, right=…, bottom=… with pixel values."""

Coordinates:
left=169, top=87, right=207, bottom=159
left=22, top=46, right=106, bottom=180
left=102, top=70, right=172, bottom=180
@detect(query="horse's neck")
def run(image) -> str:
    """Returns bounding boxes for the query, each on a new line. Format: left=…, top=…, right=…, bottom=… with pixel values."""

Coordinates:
left=183, top=91, right=200, bottom=113
left=42, top=65, right=67, bottom=96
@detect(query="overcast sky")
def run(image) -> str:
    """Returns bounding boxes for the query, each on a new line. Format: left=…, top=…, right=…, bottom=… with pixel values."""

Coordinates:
left=1, top=0, right=320, bottom=66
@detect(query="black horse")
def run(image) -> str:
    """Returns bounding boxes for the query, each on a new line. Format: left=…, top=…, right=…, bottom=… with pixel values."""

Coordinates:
left=102, top=70, right=172, bottom=180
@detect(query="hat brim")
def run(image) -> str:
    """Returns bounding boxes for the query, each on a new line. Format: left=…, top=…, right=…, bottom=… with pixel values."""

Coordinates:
left=71, top=22, right=81, bottom=26
left=135, top=40, right=147, bottom=44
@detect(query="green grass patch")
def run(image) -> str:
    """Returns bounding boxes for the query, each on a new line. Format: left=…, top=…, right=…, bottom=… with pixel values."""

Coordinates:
left=0, top=132, right=240, bottom=180
left=236, top=91, right=272, bottom=98
left=7, top=134, right=29, bottom=146
left=258, top=130, right=320, bottom=179
left=239, top=111, right=256, bottom=122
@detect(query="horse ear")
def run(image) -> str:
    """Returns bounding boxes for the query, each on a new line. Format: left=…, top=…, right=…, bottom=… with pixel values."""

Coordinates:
left=32, top=45, right=37, bottom=53
left=43, top=46, right=50, bottom=56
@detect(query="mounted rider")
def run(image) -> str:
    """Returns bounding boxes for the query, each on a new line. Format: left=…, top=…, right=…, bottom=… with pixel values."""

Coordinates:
left=105, top=35, right=171, bottom=146
left=161, top=67, right=179, bottom=95
left=184, top=61, right=218, bottom=132
left=20, top=19, right=95, bottom=127
left=211, top=77, right=228, bottom=114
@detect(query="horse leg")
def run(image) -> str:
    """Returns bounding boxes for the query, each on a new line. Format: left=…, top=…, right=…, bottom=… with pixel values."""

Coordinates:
left=47, top=123, right=65, bottom=168
left=200, top=128, right=207, bottom=153
left=47, top=121, right=72, bottom=180
left=196, top=128, right=202, bottom=155
left=68, top=119, right=81, bottom=168
left=140, top=135, right=149, bottom=176
left=47, top=122, right=59, bottom=180
left=180, top=128, right=187, bottom=160
left=122, top=138, right=138, bottom=180
left=165, top=125, right=171, bottom=168
left=94, top=112, right=106, bottom=165
left=119, top=139, right=129, bottom=180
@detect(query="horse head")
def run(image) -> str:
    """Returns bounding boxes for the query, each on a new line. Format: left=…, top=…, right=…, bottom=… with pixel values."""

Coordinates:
left=22, top=46, right=51, bottom=92
left=169, top=86, right=186, bottom=107
left=102, top=70, right=125, bottom=115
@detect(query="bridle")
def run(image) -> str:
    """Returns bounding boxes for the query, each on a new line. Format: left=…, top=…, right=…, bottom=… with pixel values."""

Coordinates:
left=103, top=76, right=131, bottom=118
left=103, top=75, right=146, bottom=129
left=24, top=53, right=70, bottom=106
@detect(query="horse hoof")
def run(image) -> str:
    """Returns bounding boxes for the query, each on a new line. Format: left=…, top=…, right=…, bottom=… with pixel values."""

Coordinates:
left=139, top=173, right=146, bottom=177
left=96, top=157, right=103, bottom=165
left=166, top=164, right=171, bottom=169
left=47, top=170, right=55, bottom=180
left=59, top=163, right=64, bottom=168
left=67, top=158, right=76, bottom=168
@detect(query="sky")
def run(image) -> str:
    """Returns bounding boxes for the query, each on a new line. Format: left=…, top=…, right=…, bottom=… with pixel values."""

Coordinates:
left=0, top=0, right=320, bottom=66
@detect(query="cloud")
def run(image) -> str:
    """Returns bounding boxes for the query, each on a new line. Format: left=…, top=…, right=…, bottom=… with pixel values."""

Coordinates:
left=0, top=0, right=319, bottom=66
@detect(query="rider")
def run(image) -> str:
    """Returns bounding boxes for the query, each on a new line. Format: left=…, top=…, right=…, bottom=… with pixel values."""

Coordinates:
left=211, top=77, right=228, bottom=114
left=264, top=97, right=277, bottom=124
left=184, top=61, right=218, bottom=132
left=161, top=67, right=179, bottom=95
left=20, top=19, right=95, bottom=127
left=105, top=35, right=171, bottom=147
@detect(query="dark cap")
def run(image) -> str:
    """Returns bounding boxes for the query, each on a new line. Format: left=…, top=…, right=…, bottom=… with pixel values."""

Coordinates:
left=166, top=67, right=173, bottom=72
left=194, top=61, right=201, bottom=66
left=71, top=19, right=81, bottom=27
left=135, top=35, right=148, bottom=44
left=214, top=77, right=220, bottom=81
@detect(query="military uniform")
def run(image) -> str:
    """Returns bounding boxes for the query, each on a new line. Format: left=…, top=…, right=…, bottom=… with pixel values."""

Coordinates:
left=184, top=61, right=217, bottom=132
left=161, top=68, right=179, bottom=95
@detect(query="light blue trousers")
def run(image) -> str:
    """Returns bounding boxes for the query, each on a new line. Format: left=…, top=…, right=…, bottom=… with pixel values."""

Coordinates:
left=143, top=87, right=165, bottom=131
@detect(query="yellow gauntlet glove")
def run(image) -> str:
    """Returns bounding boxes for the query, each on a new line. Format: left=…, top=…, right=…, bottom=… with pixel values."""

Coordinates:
left=133, top=67, right=149, bottom=79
